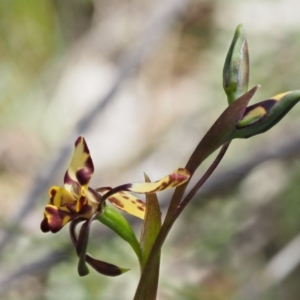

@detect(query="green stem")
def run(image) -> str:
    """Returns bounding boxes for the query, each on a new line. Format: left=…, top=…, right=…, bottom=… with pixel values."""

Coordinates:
left=133, top=214, right=176, bottom=300
left=133, top=142, right=231, bottom=299
left=178, top=141, right=231, bottom=213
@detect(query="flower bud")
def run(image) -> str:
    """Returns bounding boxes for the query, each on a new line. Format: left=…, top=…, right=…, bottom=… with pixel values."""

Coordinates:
left=223, top=24, right=249, bottom=104
left=231, top=90, right=300, bottom=139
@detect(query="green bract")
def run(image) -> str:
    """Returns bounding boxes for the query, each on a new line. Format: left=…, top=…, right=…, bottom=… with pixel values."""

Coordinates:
left=98, top=205, right=142, bottom=263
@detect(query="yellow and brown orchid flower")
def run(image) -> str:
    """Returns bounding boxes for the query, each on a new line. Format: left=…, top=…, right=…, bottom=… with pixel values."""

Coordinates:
left=41, top=136, right=190, bottom=234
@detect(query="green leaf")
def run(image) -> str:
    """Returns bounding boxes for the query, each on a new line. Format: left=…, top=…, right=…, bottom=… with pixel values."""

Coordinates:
left=231, top=90, right=300, bottom=139
left=186, top=86, right=258, bottom=174
left=140, top=173, right=161, bottom=300
left=223, top=24, right=249, bottom=104
left=97, top=204, right=142, bottom=264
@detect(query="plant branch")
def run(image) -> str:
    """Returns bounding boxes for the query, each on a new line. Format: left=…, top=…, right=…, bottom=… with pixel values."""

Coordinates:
left=178, top=141, right=231, bottom=213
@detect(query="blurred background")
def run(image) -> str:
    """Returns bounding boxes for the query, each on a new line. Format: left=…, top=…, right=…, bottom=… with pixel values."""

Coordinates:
left=1, top=0, right=300, bottom=299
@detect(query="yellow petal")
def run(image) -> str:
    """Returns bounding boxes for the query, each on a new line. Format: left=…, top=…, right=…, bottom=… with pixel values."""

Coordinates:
left=128, top=168, right=190, bottom=194
left=108, top=191, right=146, bottom=219
left=64, top=136, right=94, bottom=192
left=41, top=205, right=72, bottom=233
left=97, top=187, right=146, bottom=219
left=49, top=186, right=74, bottom=207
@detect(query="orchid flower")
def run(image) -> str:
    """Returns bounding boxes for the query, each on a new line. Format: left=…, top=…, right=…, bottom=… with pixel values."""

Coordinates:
left=41, top=136, right=190, bottom=234
left=40, top=136, right=190, bottom=276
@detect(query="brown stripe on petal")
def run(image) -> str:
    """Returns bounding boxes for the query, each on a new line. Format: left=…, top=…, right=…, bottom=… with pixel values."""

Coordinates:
left=85, top=156, right=94, bottom=172
left=64, top=172, right=73, bottom=185
left=49, top=188, right=57, bottom=204
left=137, top=206, right=145, bottom=211
left=76, top=196, right=88, bottom=212
left=81, top=137, right=90, bottom=154
left=49, top=188, right=57, bottom=198
left=157, top=181, right=168, bottom=191
left=108, top=197, right=124, bottom=209
left=75, top=136, right=83, bottom=147
left=44, top=206, right=69, bottom=233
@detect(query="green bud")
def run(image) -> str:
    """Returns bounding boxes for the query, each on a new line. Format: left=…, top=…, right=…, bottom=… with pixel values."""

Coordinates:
left=97, top=204, right=142, bottom=264
left=223, top=24, right=249, bottom=104
left=231, top=90, right=300, bottom=139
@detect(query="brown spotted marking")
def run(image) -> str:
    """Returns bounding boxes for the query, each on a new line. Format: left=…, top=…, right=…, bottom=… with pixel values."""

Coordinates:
left=77, top=196, right=88, bottom=212
left=82, top=137, right=90, bottom=154
left=76, top=169, right=92, bottom=186
left=64, top=172, right=73, bottom=185
left=43, top=206, right=69, bottom=233
left=85, top=156, right=94, bottom=172
left=49, top=188, right=57, bottom=204
left=108, top=197, right=125, bottom=209
left=137, top=206, right=145, bottom=211
left=75, top=136, right=82, bottom=147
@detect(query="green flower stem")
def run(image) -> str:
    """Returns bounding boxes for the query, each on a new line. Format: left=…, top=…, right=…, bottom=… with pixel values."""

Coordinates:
left=133, top=143, right=230, bottom=299
left=178, top=141, right=231, bottom=213
left=135, top=26, right=251, bottom=298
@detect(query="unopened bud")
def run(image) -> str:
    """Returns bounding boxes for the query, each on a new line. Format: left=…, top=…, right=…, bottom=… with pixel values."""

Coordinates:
left=223, top=24, right=249, bottom=104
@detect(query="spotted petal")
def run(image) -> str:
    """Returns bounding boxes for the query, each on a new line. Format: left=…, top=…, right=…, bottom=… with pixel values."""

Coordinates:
left=99, top=168, right=190, bottom=218
left=64, top=136, right=94, bottom=194
left=97, top=187, right=146, bottom=219
left=49, top=186, right=74, bottom=207
left=127, top=168, right=190, bottom=193
left=40, top=205, right=72, bottom=233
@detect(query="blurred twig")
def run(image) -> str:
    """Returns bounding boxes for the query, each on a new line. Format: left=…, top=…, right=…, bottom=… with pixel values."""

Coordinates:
left=0, top=0, right=191, bottom=255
